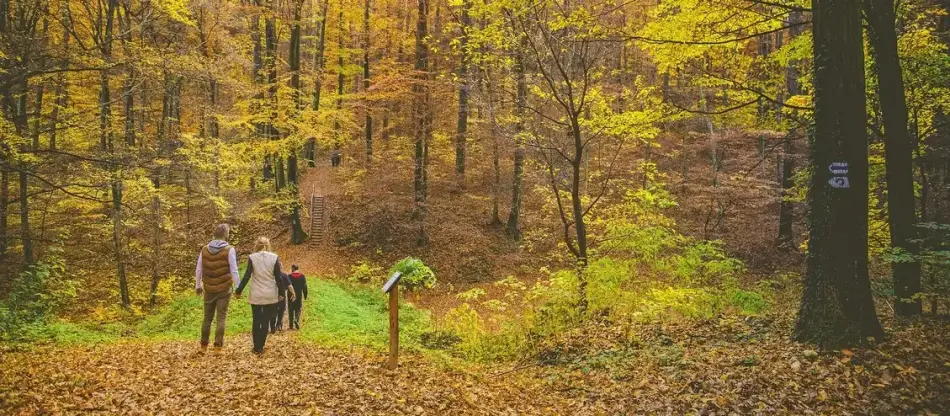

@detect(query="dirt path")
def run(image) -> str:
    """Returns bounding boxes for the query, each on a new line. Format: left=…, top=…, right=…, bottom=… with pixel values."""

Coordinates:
left=300, top=161, right=342, bottom=200
left=0, top=334, right=564, bottom=415
left=282, top=163, right=350, bottom=278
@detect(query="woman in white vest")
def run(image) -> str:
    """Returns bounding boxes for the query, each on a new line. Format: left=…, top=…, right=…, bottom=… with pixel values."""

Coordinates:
left=235, top=236, right=295, bottom=353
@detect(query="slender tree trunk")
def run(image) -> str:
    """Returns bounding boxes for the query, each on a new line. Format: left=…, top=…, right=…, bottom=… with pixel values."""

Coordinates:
left=778, top=11, right=804, bottom=245
left=7, top=90, right=32, bottom=267
left=412, top=0, right=429, bottom=245
left=570, top=119, right=589, bottom=314
left=149, top=71, right=173, bottom=306
left=454, top=0, right=471, bottom=189
left=506, top=45, right=526, bottom=239
left=31, top=86, right=43, bottom=149
left=210, top=78, right=220, bottom=190
left=308, top=0, right=329, bottom=166
left=263, top=8, right=284, bottom=190
left=251, top=4, right=268, bottom=181
left=484, top=69, right=501, bottom=225
left=865, top=0, right=922, bottom=317
left=18, top=160, right=32, bottom=266
left=794, top=0, right=884, bottom=347
left=363, top=0, right=373, bottom=163
left=288, top=0, right=308, bottom=244
left=0, top=168, right=7, bottom=260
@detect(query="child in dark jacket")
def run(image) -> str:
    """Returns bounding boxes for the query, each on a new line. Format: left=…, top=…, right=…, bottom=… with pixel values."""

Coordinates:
left=270, top=272, right=291, bottom=333
left=287, top=265, right=309, bottom=330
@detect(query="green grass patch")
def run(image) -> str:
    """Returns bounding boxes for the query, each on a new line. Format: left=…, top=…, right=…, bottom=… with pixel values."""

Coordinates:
left=297, top=279, right=433, bottom=350
left=4, top=277, right=433, bottom=351
left=137, top=293, right=253, bottom=340
left=19, top=320, right=126, bottom=345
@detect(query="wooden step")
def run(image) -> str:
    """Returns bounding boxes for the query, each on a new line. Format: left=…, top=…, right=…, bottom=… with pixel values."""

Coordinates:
left=309, top=195, right=328, bottom=245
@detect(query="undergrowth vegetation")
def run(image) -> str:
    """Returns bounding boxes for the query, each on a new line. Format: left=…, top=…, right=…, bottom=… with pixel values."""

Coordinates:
left=438, top=184, right=778, bottom=361
left=1, top=275, right=434, bottom=351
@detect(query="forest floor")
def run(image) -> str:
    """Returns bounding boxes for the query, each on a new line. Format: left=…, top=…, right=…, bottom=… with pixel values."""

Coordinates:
left=0, top=332, right=567, bottom=415
left=2, top=316, right=949, bottom=415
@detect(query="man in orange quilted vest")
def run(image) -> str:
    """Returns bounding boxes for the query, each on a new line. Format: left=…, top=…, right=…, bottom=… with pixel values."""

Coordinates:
left=195, top=223, right=240, bottom=349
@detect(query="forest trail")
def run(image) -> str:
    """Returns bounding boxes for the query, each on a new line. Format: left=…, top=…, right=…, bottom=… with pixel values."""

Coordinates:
left=301, top=161, right=342, bottom=200
left=0, top=333, right=564, bottom=415
left=281, top=163, right=348, bottom=277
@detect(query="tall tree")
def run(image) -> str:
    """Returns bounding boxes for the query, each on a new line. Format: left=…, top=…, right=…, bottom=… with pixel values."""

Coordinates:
left=795, top=0, right=884, bottom=346
left=288, top=0, right=308, bottom=244
left=454, top=0, right=471, bottom=189
left=778, top=11, right=804, bottom=246
left=505, top=42, right=526, bottom=240
left=363, top=0, right=372, bottom=162
left=264, top=1, right=284, bottom=191
left=334, top=10, right=344, bottom=158
left=865, top=0, right=922, bottom=317
left=412, top=0, right=430, bottom=245
left=308, top=0, right=329, bottom=166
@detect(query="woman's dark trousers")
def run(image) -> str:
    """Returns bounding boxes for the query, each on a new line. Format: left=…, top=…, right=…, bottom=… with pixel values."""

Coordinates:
left=251, top=303, right=277, bottom=352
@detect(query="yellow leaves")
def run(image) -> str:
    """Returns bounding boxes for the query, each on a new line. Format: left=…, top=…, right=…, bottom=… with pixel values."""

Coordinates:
left=152, top=0, right=197, bottom=27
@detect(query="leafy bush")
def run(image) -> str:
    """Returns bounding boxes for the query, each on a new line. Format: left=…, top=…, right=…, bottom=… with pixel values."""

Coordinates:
left=725, top=288, right=771, bottom=315
left=349, top=261, right=383, bottom=284
left=389, top=257, right=437, bottom=291
left=0, top=257, right=77, bottom=343
left=436, top=184, right=772, bottom=362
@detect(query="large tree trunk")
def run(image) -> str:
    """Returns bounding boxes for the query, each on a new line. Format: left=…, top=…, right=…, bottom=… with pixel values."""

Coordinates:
left=794, top=0, right=884, bottom=347
left=865, top=0, right=922, bottom=317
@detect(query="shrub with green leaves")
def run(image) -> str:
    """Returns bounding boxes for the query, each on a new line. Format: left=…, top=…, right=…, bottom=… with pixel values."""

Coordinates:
left=435, top=183, right=772, bottom=361
left=349, top=261, right=384, bottom=284
left=389, top=257, right=437, bottom=291
left=0, top=256, right=77, bottom=343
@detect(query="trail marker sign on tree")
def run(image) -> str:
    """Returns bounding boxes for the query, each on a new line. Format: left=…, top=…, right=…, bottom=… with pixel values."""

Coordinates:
left=382, top=272, right=402, bottom=370
left=828, top=162, right=850, bottom=189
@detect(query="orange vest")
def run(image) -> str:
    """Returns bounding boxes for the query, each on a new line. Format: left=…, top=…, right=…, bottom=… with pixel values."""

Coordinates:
left=201, top=245, right=233, bottom=293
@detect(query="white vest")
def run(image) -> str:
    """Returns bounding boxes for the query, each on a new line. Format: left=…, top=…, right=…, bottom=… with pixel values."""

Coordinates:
left=248, top=251, right=279, bottom=305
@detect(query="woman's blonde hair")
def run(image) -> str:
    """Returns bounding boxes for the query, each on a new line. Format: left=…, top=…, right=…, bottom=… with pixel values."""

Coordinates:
left=254, top=236, right=271, bottom=253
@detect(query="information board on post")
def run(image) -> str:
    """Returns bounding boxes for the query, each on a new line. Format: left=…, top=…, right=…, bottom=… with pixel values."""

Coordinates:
left=381, top=272, right=402, bottom=370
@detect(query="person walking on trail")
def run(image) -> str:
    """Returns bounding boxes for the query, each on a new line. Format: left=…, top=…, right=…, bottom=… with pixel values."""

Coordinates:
left=234, top=237, right=295, bottom=354
left=287, top=264, right=309, bottom=330
left=270, top=271, right=291, bottom=333
left=331, top=149, right=341, bottom=167
left=195, top=223, right=240, bottom=350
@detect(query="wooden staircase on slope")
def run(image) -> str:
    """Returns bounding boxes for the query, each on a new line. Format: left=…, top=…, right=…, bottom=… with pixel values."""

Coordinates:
left=309, top=194, right=328, bottom=246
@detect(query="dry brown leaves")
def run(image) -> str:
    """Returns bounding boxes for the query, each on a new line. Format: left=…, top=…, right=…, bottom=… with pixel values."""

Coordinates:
left=3, top=319, right=948, bottom=415
left=519, top=317, right=950, bottom=415
left=0, top=334, right=564, bottom=415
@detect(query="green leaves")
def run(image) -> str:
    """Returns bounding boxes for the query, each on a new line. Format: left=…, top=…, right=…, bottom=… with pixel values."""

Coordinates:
left=389, top=257, right=437, bottom=291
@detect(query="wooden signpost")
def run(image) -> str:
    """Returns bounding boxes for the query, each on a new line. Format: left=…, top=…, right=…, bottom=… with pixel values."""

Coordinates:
left=382, top=272, right=402, bottom=370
